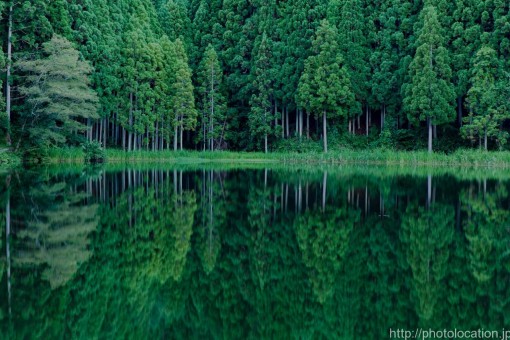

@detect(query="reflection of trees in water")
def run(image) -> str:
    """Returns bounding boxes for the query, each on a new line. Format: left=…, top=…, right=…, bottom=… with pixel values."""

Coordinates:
left=401, top=202, right=454, bottom=322
left=0, top=170, right=510, bottom=338
left=16, top=184, right=98, bottom=288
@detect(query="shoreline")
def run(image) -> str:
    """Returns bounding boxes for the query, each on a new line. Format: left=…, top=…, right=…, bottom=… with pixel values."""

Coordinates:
left=38, top=148, right=510, bottom=168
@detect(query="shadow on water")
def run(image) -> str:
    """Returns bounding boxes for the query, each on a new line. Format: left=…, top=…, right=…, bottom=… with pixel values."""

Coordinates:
left=0, top=165, right=509, bottom=339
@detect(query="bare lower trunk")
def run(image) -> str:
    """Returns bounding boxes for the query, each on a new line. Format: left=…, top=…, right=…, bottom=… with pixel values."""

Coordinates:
left=180, top=121, right=183, bottom=151
left=264, top=134, right=268, bottom=153
left=428, top=118, right=433, bottom=153
left=484, top=128, right=487, bottom=151
left=457, top=97, right=463, bottom=127
left=366, top=106, right=369, bottom=136
left=174, top=124, right=178, bottom=151
left=323, top=111, right=328, bottom=153
left=6, top=4, right=13, bottom=146
left=285, top=106, right=289, bottom=138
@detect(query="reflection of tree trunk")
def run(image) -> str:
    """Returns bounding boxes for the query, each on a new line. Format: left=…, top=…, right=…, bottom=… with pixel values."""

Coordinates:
left=427, top=174, right=432, bottom=209
left=365, top=185, right=368, bottom=217
left=455, top=198, right=461, bottom=231
left=6, top=194, right=12, bottom=316
left=322, top=171, right=327, bottom=212
left=285, top=183, right=288, bottom=213
left=305, top=182, right=309, bottom=211
left=298, top=180, right=302, bottom=213
left=209, top=171, right=214, bottom=254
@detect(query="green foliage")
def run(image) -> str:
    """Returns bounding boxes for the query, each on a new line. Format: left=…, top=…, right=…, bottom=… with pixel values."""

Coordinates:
left=82, top=141, right=106, bottom=163
left=403, top=5, right=455, bottom=151
left=462, top=46, right=508, bottom=150
left=16, top=35, right=99, bottom=148
left=2, top=0, right=510, bottom=155
left=197, top=44, right=227, bottom=150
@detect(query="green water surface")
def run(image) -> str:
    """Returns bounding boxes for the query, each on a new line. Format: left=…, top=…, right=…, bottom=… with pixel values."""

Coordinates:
left=0, top=166, right=509, bottom=339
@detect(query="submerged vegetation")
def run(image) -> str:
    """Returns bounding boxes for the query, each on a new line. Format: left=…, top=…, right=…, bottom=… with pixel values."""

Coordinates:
left=0, top=0, right=509, bottom=157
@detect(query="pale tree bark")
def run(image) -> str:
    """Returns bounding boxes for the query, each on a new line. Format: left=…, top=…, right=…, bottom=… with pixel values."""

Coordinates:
left=323, top=111, right=328, bottom=153
left=428, top=118, right=433, bottom=153
left=365, top=106, right=369, bottom=136
left=322, top=171, right=327, bottom=211
left=5, top=3, right=13, bottom=146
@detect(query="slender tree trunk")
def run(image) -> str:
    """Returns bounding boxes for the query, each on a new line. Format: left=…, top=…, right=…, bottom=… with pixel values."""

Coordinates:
left=381, top=105, right=385, bottom=130
left=428, top=118, right=433, bottom=153
left=484, top=128, right=487, bottom=151
left=285, top=106, right=289, bottom=137
left=174, top=124, right=178, bottom=151
left=457, top=97, right=463, bottom=127
left=281, top=103, right=285, bottom=139
left=128, top=92, right=133, bottom=151
left=365, top=106, right=369, bottom=136
left=274, top=100, right=278, bottom=138
left=306, top=112, right=310, bottom=139
left=323, top=111, right=328, bottom=153
left=180, top=118, right=183, bottom=151
left=5, top=3, right=13, bottom=146
left=433, top=124, right=437, bottom=140
left=264, top=133, right=268, bottom=153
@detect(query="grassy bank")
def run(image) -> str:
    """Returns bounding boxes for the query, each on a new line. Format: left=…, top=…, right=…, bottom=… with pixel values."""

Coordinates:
left=42, top=147, right=510, bottom=168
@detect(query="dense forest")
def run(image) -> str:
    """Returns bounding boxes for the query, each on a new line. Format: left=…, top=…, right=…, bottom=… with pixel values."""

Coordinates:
left=1, top=0, right=509, bottom=153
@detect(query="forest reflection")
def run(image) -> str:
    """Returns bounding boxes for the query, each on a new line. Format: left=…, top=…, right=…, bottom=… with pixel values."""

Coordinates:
left=0, top=167, right=509, bottom=339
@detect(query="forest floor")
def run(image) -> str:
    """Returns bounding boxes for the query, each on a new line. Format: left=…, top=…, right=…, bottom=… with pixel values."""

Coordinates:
left=37, top=147, right=510, bottom=168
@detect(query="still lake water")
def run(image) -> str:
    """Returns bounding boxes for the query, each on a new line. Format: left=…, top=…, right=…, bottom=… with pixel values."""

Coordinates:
left=0, top=165, right=509, bottom=339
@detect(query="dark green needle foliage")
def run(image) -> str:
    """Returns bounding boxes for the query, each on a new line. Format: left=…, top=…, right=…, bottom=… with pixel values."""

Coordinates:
left=403, top=5, right=455, bottom=153
left=1, top=0, right=510, bottom=153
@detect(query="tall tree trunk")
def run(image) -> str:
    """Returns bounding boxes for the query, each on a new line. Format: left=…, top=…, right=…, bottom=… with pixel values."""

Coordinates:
left=180, top=118, right=183, bottom=151
left=484, top=128, right=487, bottom=151
left=323, top=111, right=328, bottom=153
left=281, top=103, right=285, bottom=139
left=264, top=134, right=268, bottom=153
left=306, top=112, right=310, bottom=139
left=428, top=118, right=433, bottom=153
left=5, top=3, right=13, bottom=146
left=285, top=106, right=289, bottom=138
left=457, top=97, right=463, bottom=127
left=174, top=124, right=178, bottom=151
left=365, top=106, right=369, bottom=136
left=433, top=124, right=437, bottom=140
left=381, top=105, right=385, bottom=130
left=128, top=92, right=133, bottom=151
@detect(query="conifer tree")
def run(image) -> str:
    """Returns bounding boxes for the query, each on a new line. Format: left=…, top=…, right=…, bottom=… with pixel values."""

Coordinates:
left=297, top=20, right=355, bottom=153
left=403, top=5, right=455, bottom=153
left=198, top=44, right=227, bottom=151
left=16, top=35, right=99, bottom=148
left=249, top=33, right=274, bottom=153
left=171, top=39, right=197, bottom=151
left=329, top=0, right=368, bottom=129
left=462, top=46, right=507, bottom=150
